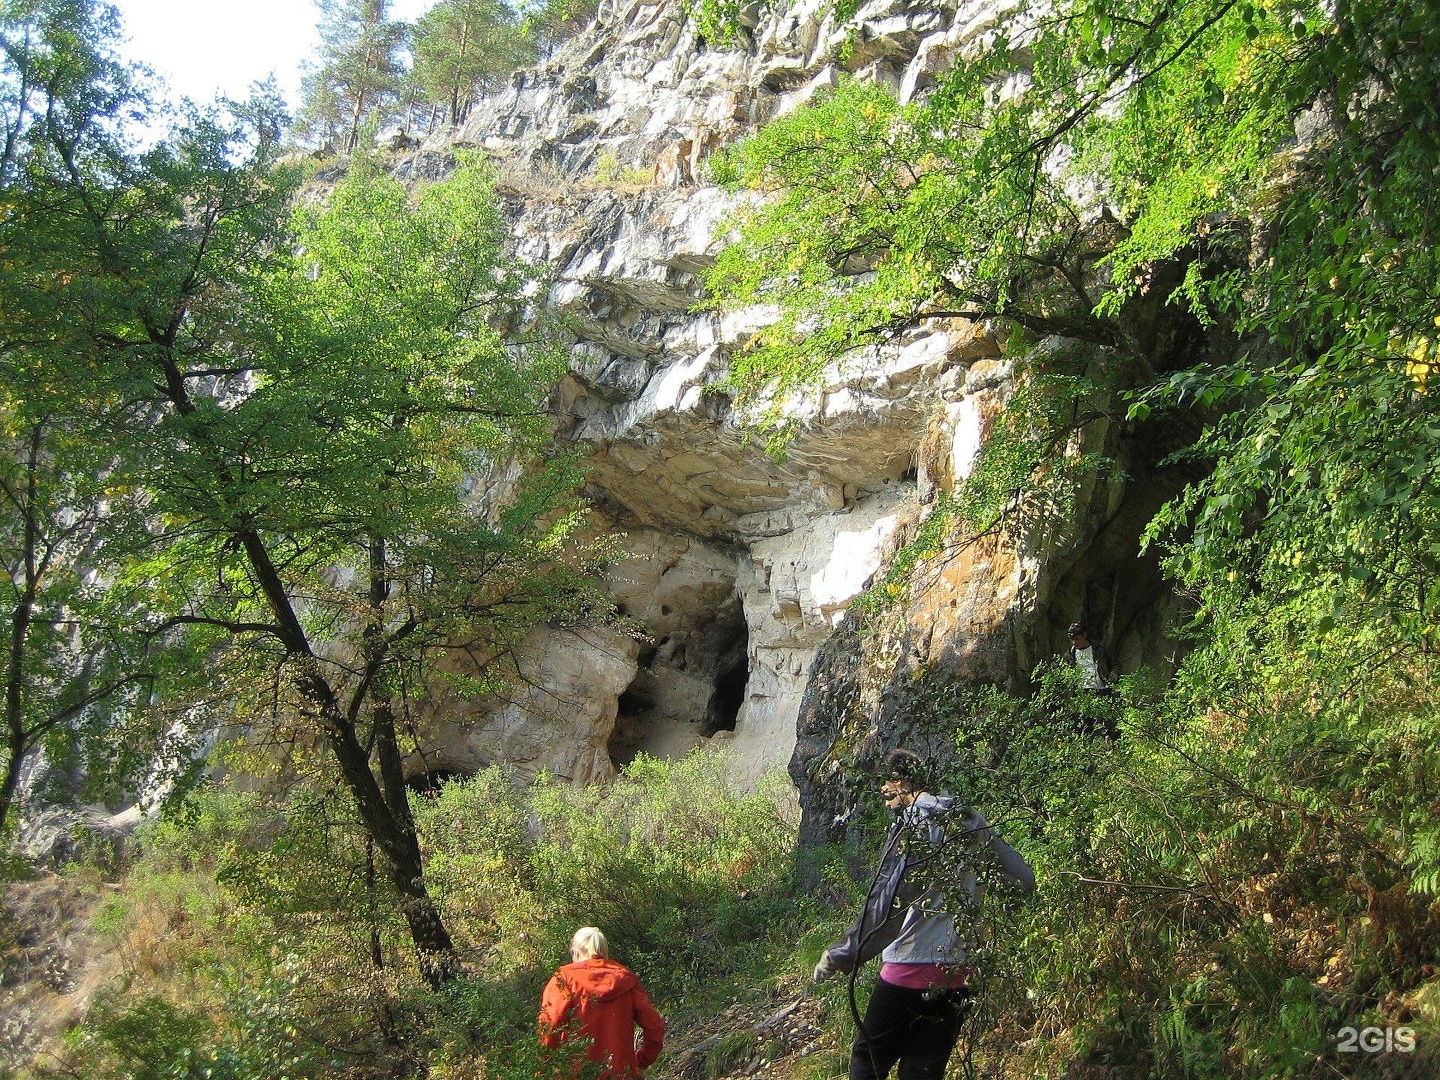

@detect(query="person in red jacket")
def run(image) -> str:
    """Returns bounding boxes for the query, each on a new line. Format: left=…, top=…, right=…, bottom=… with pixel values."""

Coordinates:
left=538, top=926, right=666, bottom=1078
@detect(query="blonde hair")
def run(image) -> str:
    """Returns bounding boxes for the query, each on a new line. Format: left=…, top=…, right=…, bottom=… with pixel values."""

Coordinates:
left=570, top=926, right=608, bottom=962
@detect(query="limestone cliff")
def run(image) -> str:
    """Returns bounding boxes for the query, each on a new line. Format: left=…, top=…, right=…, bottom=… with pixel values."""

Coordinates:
left=397, top=0, right=1193, bottom=811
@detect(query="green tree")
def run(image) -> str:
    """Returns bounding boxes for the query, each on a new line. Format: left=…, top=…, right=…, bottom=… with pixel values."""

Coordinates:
left=412, top=0, right=532, bottom=129
left=4, top=0, right=588, bottom=986
left=0, top=402, right=183, bottom=836
left=0, top=0, right=198, bottom=837
left=517, top=0, right=597, bottom=59
left=708, top=0, right=1440, bottom=642
left=0, top=0, right=132, bottom=188
left=709, top=4, right=1440, bottom=1066
left=109, top=151, right=580, bottom=988
left=1132, top=1, right=1440, bottom=653
left=299, top=0, right=408, bottom=152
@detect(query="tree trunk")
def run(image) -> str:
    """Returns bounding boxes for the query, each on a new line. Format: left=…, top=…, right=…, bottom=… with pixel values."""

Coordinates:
left=365, top=537, right=461, bottom=987
left=1, top=427, right=42, bottom=837
left=364, top=835, right=384, bottom=970
left=235, top=531, right=458, bottom=988
left=348, top=90, right=366, bottom=152
left=0, top=727, right=26, bottom=839
left=324, top=711, right=458, bottom=987
left=2, top=597, right=35, bottom=836
left=451, top=19, right=469, bottom=127
left=148, top=340, right=460, bottom=988
left=293, top=653, right=459, bottom=989
left=390, top=840, right=461, bottom=989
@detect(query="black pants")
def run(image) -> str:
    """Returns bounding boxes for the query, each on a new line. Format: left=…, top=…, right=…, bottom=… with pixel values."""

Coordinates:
left=849, top=978, right=972, bottom=1080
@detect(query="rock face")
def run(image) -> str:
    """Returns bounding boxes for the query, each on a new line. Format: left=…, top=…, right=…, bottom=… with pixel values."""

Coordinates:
left=400, top=0, right=1190, bottom=798
left=789, top=365, right=1199, bottom=845
left=17, top=806, right=140, bottom=870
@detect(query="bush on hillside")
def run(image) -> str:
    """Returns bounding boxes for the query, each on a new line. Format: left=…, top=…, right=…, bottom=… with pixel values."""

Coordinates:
left=42, top=754, right=814, bottom=1079
left=903, top=625, right=1440, bottom=1077
left=418, top=754, right=814, bottom=1076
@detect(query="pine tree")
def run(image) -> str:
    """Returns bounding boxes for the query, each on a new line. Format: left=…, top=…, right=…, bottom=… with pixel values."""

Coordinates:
left=412, top=0, right=531, bottom=128
left=298, top=0, right=407, bottom=152
left=519, top=0, right=598, bottom=60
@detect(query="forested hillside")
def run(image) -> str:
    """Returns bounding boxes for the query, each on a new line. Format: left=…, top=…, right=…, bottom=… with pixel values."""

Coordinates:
left=2, top=0, right=1439, bottom=1077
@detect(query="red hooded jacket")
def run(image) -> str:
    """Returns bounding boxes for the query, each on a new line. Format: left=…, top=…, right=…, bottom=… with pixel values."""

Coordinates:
left=538, top=958, right=665, bottom=1078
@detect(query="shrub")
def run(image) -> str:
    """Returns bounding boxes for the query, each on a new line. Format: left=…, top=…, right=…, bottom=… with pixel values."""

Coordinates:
left=78, top=964, right=335, bottom=1080
left=895, top=614, right=1440, bottom=1077
left=38, top=756, right=819, bottom=1079
left=417, top=754, right=813, bottom=1076
left=526, top=754, right=799, bottom=1000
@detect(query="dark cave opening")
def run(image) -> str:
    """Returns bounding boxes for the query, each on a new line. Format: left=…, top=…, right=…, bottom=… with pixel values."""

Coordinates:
left=607, top=674, right=657, bottom=771
left=703, top=658, right=748, bottom=737
left=406, top=769, right=468, bottom=796
left=608, top=599, right=753, bottom=767
left=701, top=602, right=751, bottom=737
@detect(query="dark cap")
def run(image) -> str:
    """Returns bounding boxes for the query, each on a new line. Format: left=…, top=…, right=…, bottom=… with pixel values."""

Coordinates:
left=1068, top=622, right=1087, bottom=638
left=880, top=748, right=926, bottom=783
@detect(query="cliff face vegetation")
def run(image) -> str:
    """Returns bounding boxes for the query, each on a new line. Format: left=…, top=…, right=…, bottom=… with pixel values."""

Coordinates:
left=2, top=0, right=1440, bottom=1076
left=722, top=0, right=1440, bottom=1069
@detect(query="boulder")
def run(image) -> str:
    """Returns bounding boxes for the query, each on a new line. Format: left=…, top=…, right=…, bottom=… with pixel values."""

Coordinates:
left=18, top=806, right=141, bottom=871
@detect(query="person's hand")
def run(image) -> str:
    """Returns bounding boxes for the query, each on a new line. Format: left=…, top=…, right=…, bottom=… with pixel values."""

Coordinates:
left=812, top=953, right=838, bottom=984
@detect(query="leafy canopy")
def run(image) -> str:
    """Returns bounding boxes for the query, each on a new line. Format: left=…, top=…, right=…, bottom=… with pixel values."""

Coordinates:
left=708, top=0, right=1440, bottom=646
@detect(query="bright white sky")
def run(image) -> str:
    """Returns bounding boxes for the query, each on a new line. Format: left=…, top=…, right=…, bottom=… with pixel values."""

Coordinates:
left=111, top=0, right=435, bottom=111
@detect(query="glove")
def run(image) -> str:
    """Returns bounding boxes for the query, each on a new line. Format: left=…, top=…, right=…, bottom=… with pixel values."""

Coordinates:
left=812, top=953, right=838, bottom=984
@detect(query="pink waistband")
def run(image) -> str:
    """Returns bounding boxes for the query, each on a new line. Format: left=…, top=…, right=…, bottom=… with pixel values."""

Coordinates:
left=878, top=962, right=972, bottom=990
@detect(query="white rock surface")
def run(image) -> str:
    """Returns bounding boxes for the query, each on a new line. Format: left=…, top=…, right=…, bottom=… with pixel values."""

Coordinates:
left=415, top=625, right=640, bottom=785
left=400, top=0, right=1015, bottom=788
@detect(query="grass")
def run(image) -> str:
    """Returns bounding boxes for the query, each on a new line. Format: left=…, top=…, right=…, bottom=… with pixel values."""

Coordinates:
left=5, top=753, right=842, bottom=1080
left=11, top=641, right=1435, bottom=1080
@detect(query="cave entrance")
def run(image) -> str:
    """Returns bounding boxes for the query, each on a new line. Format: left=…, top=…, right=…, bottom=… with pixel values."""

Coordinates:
left=406, top=768, right=468, bottom=796
left=703, top=657, right=748, bottom=737
left=607, top=675, right=658, bottom=771
left=607, top=600, right=752, bottom=768
left=701, top=605, right=751, bottom=737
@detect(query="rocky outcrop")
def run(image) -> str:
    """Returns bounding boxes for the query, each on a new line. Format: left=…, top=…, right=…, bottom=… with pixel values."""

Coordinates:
left=398, top=0, right=1189, bottom=795
left=392, top=0, right=996, bottom=787
left=789, top=396, right=1195, bottom=845
left=17, top=806, right=140, bottom=871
